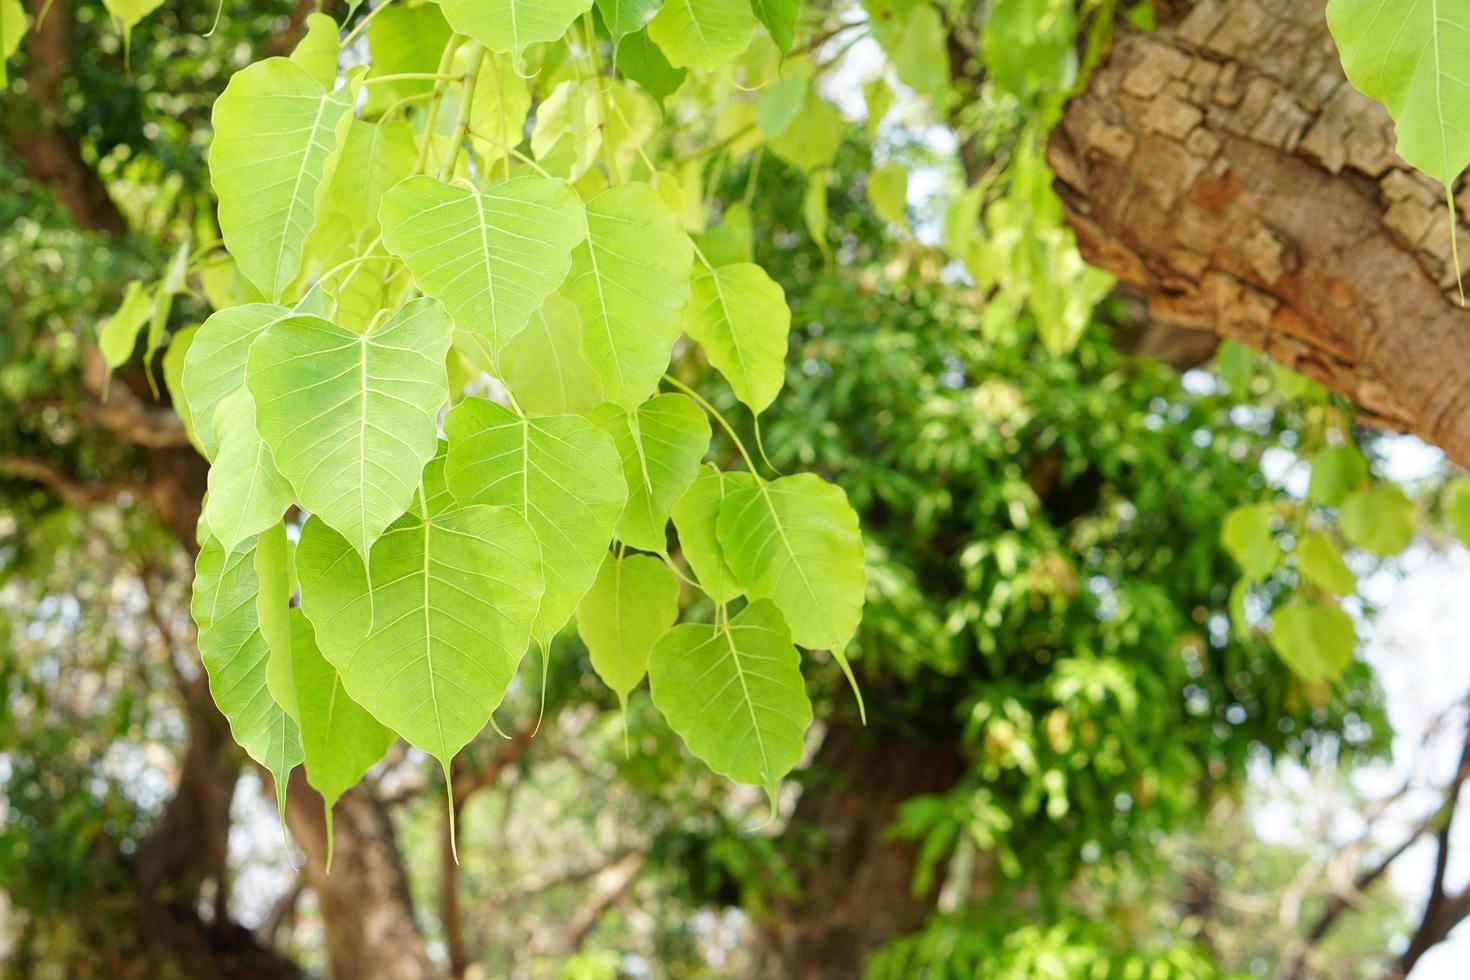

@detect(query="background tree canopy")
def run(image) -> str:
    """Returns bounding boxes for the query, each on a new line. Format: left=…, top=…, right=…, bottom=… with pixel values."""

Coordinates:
left=5, top=1, right=1470, bottom=978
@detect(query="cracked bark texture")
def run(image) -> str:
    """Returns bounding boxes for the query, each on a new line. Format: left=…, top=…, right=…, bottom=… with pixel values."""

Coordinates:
left=1049, top=0, right=1470, bottom=466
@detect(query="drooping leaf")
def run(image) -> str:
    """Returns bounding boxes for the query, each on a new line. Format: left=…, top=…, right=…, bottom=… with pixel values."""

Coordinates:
left=295, top=503, right=543, bottom=771
left=755, top=63, right=809, bottom=136
left=683, top=263, right=790, bottom=413
left=443, top=396, right=627, bottom=648
left=647, top=0, right=754, bottom=69
left=162, top=322, right=204, bottom=455
left=100, top=0, right=164, bottom=63
left=751, top=0, right=799, bottom=52
left=1220, top=503, right=1278, bottom=582
left=246, top=299, right=453, bottom=558
left=1447, top=479, right=1470, bottom=548
left=255, top=522, right=297, bottom=720
left=468, top=49, right=532, bottom=169
left=671, top=463, right=754, bottom=603
left=144, top=239, right=191, bottom=378
left=210, top=59, right=360, bottom=302
left=98, top=282, right=153, bottom=373
left=531, top=79, right=604, bottom=182
left=1269, top=597, right=1356, bottom=685
left=379, top=175, right=586, bottom=357
left=577, top=553, right=680, bottom=708
left=1327, top=0, right=1470, bottom=185
left=289, top=607, right=395, bottom=865
left=717, top=472, right=865, bottom=651
left=566, top=182, right=694, bottom=407
left=616, top=27, right=687, bottom=104
left=192, top=531, right=303, bottom=819
left=596, top=0, right=663, bottom=40
left=500, top=295, right=605, bottom=416
left=1295, top=532, right=1356, bottom=596
left=202, top=389, right=295, bottom=554
left=593, top=393, right=711, bottom=552
left=866, top=161, right=909, bottom=231
left=648, top=598, right=811, bottom=796
left=864, top=76, right=893, bottom=136
left=1, top=0, right=26, bottom=89
left=1341, top=485, right=1416, bottom=556
left=181, top=304, right=290, bottom=462
left=888, top=3, right=949, bottom=102
left=436, top=0, right=596, bottom=59
left=290, top=12, right=341, bottom=88
left=1307, top=446, right=1369, bottom=507
left=768, top=90, right=841, bottom=171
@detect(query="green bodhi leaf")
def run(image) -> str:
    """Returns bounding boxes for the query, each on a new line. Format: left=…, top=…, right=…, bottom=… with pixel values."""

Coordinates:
left=751, top=0, right=799, bottom=52
left=577, top=553, right=680, bottom=712
left=647, top=0, right=755, bottom=70
left=1269, top=597, right=1356, bottom=685
left=1, top=0, right=26, bottom=89
left=289, top=608, right=395, bottom=870
left=181, top=304, right=290, bottom=462
left=1341, top=485, right=1416, bottom=556
left=436, top=0, right=595, bottom=59
left=1446, top=479, right=1470, bottom=548
left=247, top=299, right=454, bottom=559
left=596, top=0, right=663, bottom=40
left=443, top=396, right=627, bottom=649
left=1295, top=532, right=1356, bottom=596
left=210, top=59, right=361, bottom=302
left=290, top=12, right=341, bottom=88
left=649, top=599, right=812, bottom=801
left=499, top=295, right=606, bottom=416
left=1308, top=446, right=1369, bottom=507
left=192, top=531, right=303, bottom=824
left=671, top=464, right=755, bottom=604
left=615, top=28, right=687, bottom=104
left=683, top=262, right=791, bottom=414
left=380, top=175, right=586, bottom=358
left=203, top=389, right=295, bottom=554
left=567, top=182, right=694, bottom=408
left=295, top=500, right=544, bottom=851
left=1220, top=503, right=1279, bottom=582
left=717, top=472, right=866, bottom=652
left=98, top=281, right=153, bottom=375
left=593, top=393, right=711, bottom=552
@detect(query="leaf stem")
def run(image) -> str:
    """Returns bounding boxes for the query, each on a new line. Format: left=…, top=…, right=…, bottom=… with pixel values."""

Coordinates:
left=467, top=128, right=553, bottom=178
left=415, top=35, right=464, bottom=174
left=361, top=72, right=463, bottom=86
left=342, top=0, right=398, bottom=47
left=440, top=43, right=487, bottom=181
left=661, top=373, right=758, bottom=476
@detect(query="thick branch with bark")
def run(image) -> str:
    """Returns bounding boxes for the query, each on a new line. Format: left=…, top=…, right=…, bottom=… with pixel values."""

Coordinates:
left=1049, top=0, right=1470, bottom=465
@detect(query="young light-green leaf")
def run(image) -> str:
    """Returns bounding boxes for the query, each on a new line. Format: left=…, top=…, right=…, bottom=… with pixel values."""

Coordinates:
left=717, top=472, right=865, bottom=651
left=202, top=389, right=296, bottom=554
left=247, top=299, right=453, bottom=558
left=671, top=464, right=754, bottom=604
left=1221, top=503, right=1279, bottom=582
left=596, top=0, right=663, bottom=40
left=566, top=182, right=694, bottom=408
left=577, top=552, right=680, bottom=708
left=593, top=393, right=711, bottom=552
left=295, top=503, right=543, bottom=770
left=1327, top=0, right=1470, bottom=185
left=443, top=396, right=627, bottom=649
left=647, top=0, right=755, bottom=69
left=181, top=304, right=290, bottom=462
left=1270, top=597, right=1356, bottom=685
left=500, top=295, right=606, bottom=416
left=0, top=0, right=26, bottom=89
left=192, top=531, right=303, bottom=820
left=380, top=175, right=586, bottom=357
left=210, top=58, right=360, bottom=302
left=435, top=0, right=595, bottom=58
left=325, top=119, right=418, bottom=237
left=649, top=599, right=811, bottom=796
left=98, top=281, right=153, bottom=373
left=1295, top=531, right=1357, bottom=596
left=683, top=263, right=790, bottom=413
left=290, top=12, right=341, bottom=88
left=751, top=0, right=799, bottom=52
left=1341, top=485, right=1416, bottom=556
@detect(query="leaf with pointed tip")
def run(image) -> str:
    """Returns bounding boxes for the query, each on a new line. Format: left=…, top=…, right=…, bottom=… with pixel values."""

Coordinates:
left=436, top=0, right=595, bottom=58
left=98, top=281, right=153, bottom=373
left=718, top=473, right=865, bottom=651
left=162, top=322, right=205, bottom=456
left=1269, top=597, right=1356, bottom=685
left=672, top=464, right=754, bottom=603
left=1295, top=532, right=1356, bottom=596
left=616, top=27, right=686, bottom=104
left=597, top=0, right=663, bottom=39
left=1, top=0, right=26, bottom=89
left=1328, top=0, right=1470, bottom=186
left=181, top=304, right=290, bottom=462
left=210, top=59, right=360, bottom=302
left=500, top=295, right=605, bottom=416
left=247, top=299, right=453, bottom=558
left=255, top=522, right=297, bottom=720
left=593, top=393, right=710, bottom=552
left=444, top=397, right=626, bottom=648
left=192, top=531, right=303, bottom=820
left=101, top=0, right=164, bottom=62
left=566, top=183, right=693, bottom=407
left=649, top=599, right=811, bottom=795
left=380, top=175, right=586, bottom=357
left=577, top=553, right=680, bottom=708
left=751, top=0, right=798, bottom=51
left=295, top=504, right=543, bottom=769
left=144, top=240, right=191, bottom=378
left=290, top=12, right=340, bottom=88
left=203, top=390, right=295, bottom=553
left=289, top=607, right=395, bottom=851
left=647, top=0, right=754, bottom=69
left=683, top=263, right=790, bottom=413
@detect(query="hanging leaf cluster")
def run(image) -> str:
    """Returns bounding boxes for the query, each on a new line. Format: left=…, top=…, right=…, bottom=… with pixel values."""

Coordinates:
left=148, top=1, right=876, bottom=853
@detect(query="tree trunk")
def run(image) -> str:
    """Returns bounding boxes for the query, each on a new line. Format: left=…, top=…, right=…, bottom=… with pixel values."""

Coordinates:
left=1049, top=0, right=1470, bottom=466
left=750, top=723, right=964, bottom=979
left=284, top=774, right=450, bottom=980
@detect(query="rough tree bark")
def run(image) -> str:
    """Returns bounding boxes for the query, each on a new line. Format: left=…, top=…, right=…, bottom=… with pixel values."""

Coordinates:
left=1049, top=0, right=1470, bottom=467
left=751, top=723, right=964, bottom=979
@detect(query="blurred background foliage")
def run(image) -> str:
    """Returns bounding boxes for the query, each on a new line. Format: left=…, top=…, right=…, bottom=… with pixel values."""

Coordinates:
left=2, top=0, right=1466, bottom=978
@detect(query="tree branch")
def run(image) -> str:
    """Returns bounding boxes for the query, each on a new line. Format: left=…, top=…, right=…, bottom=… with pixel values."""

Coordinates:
left=0, top=455, right=132, bottom=508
